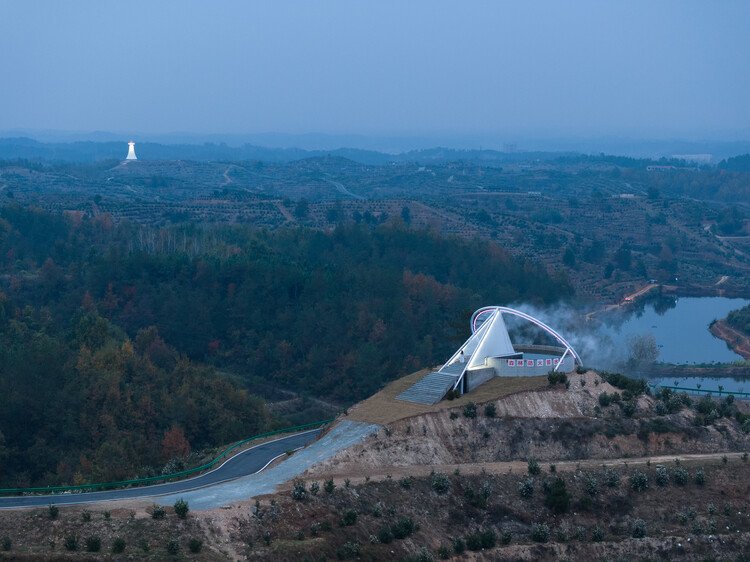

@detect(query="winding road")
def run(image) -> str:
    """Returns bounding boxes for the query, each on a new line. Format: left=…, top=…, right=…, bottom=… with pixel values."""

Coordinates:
left=0, top=429, right=322, bottom=509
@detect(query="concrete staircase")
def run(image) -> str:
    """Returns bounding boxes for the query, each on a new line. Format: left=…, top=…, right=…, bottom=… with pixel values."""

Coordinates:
left=396, top=371, right=460, bottom=405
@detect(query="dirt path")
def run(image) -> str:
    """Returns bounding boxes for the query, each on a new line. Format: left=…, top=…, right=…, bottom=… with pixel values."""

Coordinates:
left=710, top=319, right=750, bottom=360
left=294, top=451, right=749, bottom=487
left=274, top=201, right=296, bottom=223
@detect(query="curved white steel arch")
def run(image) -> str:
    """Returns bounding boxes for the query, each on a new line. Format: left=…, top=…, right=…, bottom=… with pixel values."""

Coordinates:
left=470, top=306, right=582, bottom=368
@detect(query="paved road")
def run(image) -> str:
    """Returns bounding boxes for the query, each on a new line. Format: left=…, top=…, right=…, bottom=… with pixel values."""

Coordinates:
left=0, top=429, right=322, bottom=509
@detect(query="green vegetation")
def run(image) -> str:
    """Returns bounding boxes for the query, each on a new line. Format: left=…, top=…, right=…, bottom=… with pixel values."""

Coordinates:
left=0, top=207, right=571, bottom=487
left=727, top=304, right=750, bottom=336
left=173, top=498, right=189, bottom=518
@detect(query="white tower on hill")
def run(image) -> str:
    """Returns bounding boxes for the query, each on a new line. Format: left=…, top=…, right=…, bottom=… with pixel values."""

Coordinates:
left=126, top=141, right=138, bottom=160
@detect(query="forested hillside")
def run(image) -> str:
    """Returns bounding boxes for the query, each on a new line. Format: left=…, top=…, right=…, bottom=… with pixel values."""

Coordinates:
left=727, top=303, right=750, bottom=336
left=0, top=206, right=571, bottom=486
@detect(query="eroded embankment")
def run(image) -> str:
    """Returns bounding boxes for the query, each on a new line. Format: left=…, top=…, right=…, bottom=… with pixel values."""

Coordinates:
left=306, top=372, right=750, bottom=478
left=710, top=319, right=750, bottom=360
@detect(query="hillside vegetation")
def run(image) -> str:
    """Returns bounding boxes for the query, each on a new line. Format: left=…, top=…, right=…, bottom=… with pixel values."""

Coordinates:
left=0, top=207, right=571, bottom=487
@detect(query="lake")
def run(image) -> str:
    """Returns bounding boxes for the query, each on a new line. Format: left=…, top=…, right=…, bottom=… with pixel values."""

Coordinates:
left=601, top=296, right=750, bottom=365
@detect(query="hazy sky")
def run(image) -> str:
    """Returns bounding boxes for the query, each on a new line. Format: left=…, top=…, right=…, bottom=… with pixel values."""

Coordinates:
left=1, top=1, right=748, bottom=140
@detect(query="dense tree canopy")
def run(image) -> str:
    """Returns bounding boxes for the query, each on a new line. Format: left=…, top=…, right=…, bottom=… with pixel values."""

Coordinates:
left=0, top=206, right=573, bottom=486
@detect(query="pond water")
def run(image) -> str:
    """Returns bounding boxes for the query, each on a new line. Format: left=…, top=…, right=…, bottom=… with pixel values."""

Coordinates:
left=601, top=296, right=750, bottom=365
left=647, top=375, right=750, bottom=396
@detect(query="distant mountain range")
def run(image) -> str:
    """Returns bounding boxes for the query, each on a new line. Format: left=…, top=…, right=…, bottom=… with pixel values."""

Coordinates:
left=0, top=135, right=749, bottom=165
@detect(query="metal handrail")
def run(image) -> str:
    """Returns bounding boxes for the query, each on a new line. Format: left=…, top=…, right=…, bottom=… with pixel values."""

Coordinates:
left=0, top=418, right=334, bottom=496
left=651, top=385, right=750, bottom=399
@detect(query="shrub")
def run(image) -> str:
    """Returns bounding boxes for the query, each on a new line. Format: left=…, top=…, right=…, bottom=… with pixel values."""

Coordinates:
left=47, top=505, right=59, bottom=519
left=544, top=477, right=571, bottom=514
left=437, top=544, right=451, bottom=559
left=399, top=476, right=413, bottom=489
left=465, top=532, right=482, bottom=551
left=463, top=402, right=477, bottom=418
left=501, top=528, right=512, bottom=545
left=81, top=510, right=92, bottom=522
left=449, top=411, right=459, bottom=420
left=479, top=528, right=496, bottom=548
left=519, top=478, right=534, bottom=498
left=673, top=466, right=689, bottom=485
left=85, top=536, right=101, bottom=553
left=64, top=535, right=78, bottom=551
left=604, top=467, right=620, bottom=488
left=166, top=539, right=179, bottom=555
left=324, top=479, right=336, bottom=494
left=655, top=401, right=667, bottom=416
left=310, top=481, right=320, bottom=495
left=655, top=465, right=669, bottom=486
left=188, top=538, right=202, bottom=553
left=1, top=536, right=10, bottom=551
left=340, top=510, right=357, bottom=526
left=527, top=458, right=541, bottom=475
left=591, top=525, right=605, bottom=542
left=377, top=526, right=394, bottom=544
left=112, top=537, right=126, bottom=553
left=621, top=400, right=636, bottom=417
left=151, top=504, right=167, bottom=519
left=599, top=392, right=612, bottom=407
left=530, top=523, right=550, bottom=543
left=392, top=516, right=417, bottom=539
left=484, top=403, right=497, bottom=418
left=431, top=472, right=450, bottom=494
left=631, top=518, right=647, bottom=538
left=173, top=498, right=189, bottom=518
left=629, top=470, right=649, bottom=492
left=103, top=510, right=111, bottom=520
left=548, top=371, right=568, bottom=385
left=452, top=537, right=465, bottom=554
left=292, top=480, right=308, bottom=501
left=336, top=541, right=359, bottom=560
left=584, top=473, right=599, bottom=496
left=694, top=468, right=706, bottom=485
left=707, top=502, right=716, bottom=515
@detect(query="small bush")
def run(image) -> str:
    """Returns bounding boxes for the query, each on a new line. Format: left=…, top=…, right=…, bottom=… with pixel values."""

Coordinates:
left=47, top=505, right=59, bottom=519
left=392, top=516, right=417, bottom=539
left=599, top=392, right=612, bottom=407
left=449, top=411, right=459, bottom=420
left=544, top=477, right=571, bottom=514
left=151, top=504, right=167, bottom=519
left=655, top=465, right=669, bottom=486
left=188, top=538, right=202, bottom=553
left=694, top=468, right=706, bottom=485
left=340, top=510, right=358, bottom=527
left=629, top=470, right=649, bottom=492
left=501, top=528, right=512, bottom=544
left=631, top=518, right=647, bottom=538
left=673, top=466, right=689, bottom=485
left=530, top=523, right=550, bottom=543
left=591, top=525, right=605, bottom=542
left=405, top=547, right=435, bottom=562
left=604, top=467, right=620, bottom=488
left=484, top=403, right=497, bottom=417
left=166, top=539, right=179, bottom=555
left=324, top=479, right=335, bottom=494
left=584, top=473, right=598, bottom=496
left=1, top=536, right=10, bottom=551
left=310, top=481, right=320, bottom=496
left=292, top=480, right=309, bottom=501
left=336, top=541, right=360, bottom=560
left=453, top=537, right=465, bottom=554
left=64, top=535, right=78, bottom=551
left=548, top=371, right=568, bottom=385
left=399, top=476, right=412, bottom=489
left=103, top=510, right=111, bottom=520
left=437, top=544, right=451, bottom=559
left=173, top=498, right=189, bottom=518
left=377, top=526, right=394, bottom=544
left=431, top=472, right=450, bottom=494
left=463, top=402, right=477, bottom=419
left=527, top=458, right=541, bottom=475
left=519, top=478, right=534, bottom=498
left=112, top=537, right=126, bottom=553
left=85, top=536, right=101, bottom=553
left=81, top=510, right=92, bottom=522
